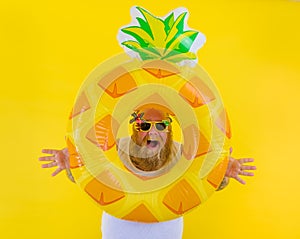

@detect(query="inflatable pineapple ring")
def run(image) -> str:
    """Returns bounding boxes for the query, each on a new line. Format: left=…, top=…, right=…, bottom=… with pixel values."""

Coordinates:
left=65, top=7, right=232, bottom=223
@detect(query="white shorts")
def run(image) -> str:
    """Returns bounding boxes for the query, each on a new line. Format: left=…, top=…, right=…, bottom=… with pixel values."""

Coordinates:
left=101, top=211, right=183, bottom=239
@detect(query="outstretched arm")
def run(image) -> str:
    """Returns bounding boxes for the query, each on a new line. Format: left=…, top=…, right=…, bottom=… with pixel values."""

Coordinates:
left=39, top=148, right=75, bottom=182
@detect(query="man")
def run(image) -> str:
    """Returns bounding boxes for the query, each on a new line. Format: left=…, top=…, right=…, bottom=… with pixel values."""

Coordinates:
left=39, top=108, right=256, bottom=239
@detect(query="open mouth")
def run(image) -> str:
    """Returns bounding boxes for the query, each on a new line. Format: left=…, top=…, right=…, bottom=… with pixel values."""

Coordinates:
left=147, top=140, right=159, bottom=148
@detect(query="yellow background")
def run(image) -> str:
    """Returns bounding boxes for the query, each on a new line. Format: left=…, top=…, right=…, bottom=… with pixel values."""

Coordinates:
left=1, top=0, right=299, bottom=238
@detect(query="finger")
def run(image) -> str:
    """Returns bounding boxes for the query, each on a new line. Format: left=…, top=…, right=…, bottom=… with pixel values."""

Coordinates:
left=239, top=170, right=255, bottom=177
left=52, top=168, right=63, bottom=177
left=241, top=165, right=257, bottom=171
left=42, top=149, right=60, bottom=155
left=234, top=176, right=246, bottom=185
left=238, top=158, right=254, bottom=164
left=41, top=161, right=57, bottom=168
left=39, top=156, right=54, bottom=161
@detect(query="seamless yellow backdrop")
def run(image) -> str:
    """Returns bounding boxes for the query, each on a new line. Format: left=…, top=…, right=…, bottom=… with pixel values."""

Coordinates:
left=1, top=0, right=300, bottom=238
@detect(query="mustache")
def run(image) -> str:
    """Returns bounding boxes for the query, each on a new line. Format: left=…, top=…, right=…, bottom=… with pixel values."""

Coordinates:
left=128, top=133, right=173, bottom=171
left=130, top=134, right=164, bottom=158
left=143, top=133, right=163, bottom=143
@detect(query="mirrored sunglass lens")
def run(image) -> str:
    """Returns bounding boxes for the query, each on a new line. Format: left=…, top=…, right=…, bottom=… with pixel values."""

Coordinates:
left=155, top=123, right=166, bottom=131
left=140, top=122, right=151, bottom=131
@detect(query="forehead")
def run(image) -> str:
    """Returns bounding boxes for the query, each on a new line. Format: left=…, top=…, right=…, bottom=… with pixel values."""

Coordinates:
left=143, top=108, right=166, bottom=121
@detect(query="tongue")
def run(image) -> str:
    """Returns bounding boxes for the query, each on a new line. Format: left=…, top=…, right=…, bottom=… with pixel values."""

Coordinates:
left=147, top=140, right=158, bottom=148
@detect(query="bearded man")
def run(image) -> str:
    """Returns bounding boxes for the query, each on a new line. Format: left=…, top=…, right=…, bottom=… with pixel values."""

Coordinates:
left=39, top=107, right=256, bottom=239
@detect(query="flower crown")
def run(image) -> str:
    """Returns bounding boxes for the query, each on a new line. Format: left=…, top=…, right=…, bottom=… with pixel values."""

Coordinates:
left=129, top=111, right=172, bottom=125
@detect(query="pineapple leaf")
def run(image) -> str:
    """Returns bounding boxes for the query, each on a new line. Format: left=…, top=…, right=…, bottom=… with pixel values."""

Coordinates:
left=119, top=7, right=203, bottom=63
left=174, top=12, right=186, bottom=34
left=164, top=12, right=174, bottom=34
left=177, top=31, right=199, bottom=52
left=161, top=49, right=182, bottom=59
left=122, top=41, right=161, bottom=57
left=144, top=46, right=162, bottom=56
left=132, top=48, right=161, bottom=61
left=165, top=30, right=199, bottom=54
left=136, top=17, right=153, bottom=39
left=165, top=12, right=187, bottom=49
left=163, top=52, right=197, bottom=63
left=136, top=7, right=167, bottom=48
left=121, top=40, right=142, bottom=50
left=121, top=27, right=152, bottom=47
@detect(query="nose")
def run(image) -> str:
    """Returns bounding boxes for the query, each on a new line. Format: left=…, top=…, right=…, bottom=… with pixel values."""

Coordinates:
left=148, top=124, right=158, bottom=135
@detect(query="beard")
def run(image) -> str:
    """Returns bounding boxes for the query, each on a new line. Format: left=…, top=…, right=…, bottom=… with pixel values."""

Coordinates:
left=129, top=131, right=173, bottom=172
